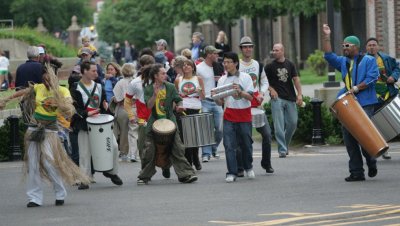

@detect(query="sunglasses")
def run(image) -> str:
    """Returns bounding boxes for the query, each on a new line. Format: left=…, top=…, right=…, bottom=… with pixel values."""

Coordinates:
left=342, top=43, right=355, bottom=48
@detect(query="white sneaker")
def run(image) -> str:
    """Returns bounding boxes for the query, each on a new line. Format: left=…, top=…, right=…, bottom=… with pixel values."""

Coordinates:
left=225, top=175, right=235, bottom=183
left=246, top=169, right=255, bottom=179
left=202, top=156, right=209, bottom=162
left=130, top=155, right=137, bottom=162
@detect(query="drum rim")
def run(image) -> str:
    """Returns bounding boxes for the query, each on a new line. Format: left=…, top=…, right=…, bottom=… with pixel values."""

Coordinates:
left=86, top=114, right=115, bottom=124
left=181, top=112, right=213, bottom=118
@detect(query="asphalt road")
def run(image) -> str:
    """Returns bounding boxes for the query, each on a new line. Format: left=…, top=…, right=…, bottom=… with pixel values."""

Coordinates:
left=1, top=141, right=400, bottom=226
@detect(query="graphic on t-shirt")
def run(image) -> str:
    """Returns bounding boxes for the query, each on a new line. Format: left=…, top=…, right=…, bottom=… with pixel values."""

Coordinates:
left=156, top=88, right=167, bottom=118
left=181, top=81, right=197, bottom=96
left=42, top=97, right=57, bottom=113
left=277, top=68, right=289, bottom=82
left=88, top=94, right=100, bottom=109
left=249, top=73, right=258, bottom=88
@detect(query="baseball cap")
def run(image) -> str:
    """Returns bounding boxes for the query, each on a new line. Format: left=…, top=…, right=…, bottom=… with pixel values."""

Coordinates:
left=38, top=46, right=45, bottom=54
left=154, top=52, right=167, bottom=64
left=155, top=39, right=168, bottom=47
left=239, top=36, right=254, bottom=47
left=204, top=45, right=222, bottom=55
left=80, top=47, right=92, bottom=56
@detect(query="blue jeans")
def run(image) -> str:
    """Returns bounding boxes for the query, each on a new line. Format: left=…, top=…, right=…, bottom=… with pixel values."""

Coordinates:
left=342, top=105, right=377, bottom=177
left=271, top=97, right=298, bottom=154
left=223, top=120, right=253, bottom=176
left=201, top=99, right=223, bottom=157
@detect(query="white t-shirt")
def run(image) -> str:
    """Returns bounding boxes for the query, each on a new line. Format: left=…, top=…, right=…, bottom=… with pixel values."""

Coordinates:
left=196, top=61, right=215, bottom=98
left=0, top=56, right=9, bottom=71
left=177, top=76, right=201, bottom=109
left=126, top=76, right=145, bottom=102
left=113, top=77, right=133, bottom=102
left=239, top=59, right=268, bottom=93
left=217, top=72, right=254, bottom=109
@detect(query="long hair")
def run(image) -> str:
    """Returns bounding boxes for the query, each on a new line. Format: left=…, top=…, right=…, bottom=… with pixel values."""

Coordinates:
left=142, top=64, right=164, bottom=87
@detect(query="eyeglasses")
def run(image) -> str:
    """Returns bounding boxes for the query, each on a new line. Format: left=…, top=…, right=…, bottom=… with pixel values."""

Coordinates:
left=342, top=43, right=355, bottom=48
left=223, top=60, right=234, bottom=64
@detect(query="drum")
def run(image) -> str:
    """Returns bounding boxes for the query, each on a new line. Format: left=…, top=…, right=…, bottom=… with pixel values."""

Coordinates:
left=152, top=119, right=176, bottom=168
left=330, top=92, right=388, bottom=158
left=180, top=113, right=216, bottom=148
left=251, top=108, right=266, bottom=128
left=86, top=114, right=114, bottom=171
left=371, top=96, right=400, bottom=141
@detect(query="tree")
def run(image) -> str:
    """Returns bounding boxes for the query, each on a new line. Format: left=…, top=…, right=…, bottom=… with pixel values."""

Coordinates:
left=10, top=0, right=92, bottom=32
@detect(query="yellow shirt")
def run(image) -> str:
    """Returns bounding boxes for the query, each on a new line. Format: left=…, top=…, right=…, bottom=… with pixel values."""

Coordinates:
left=34, top=84, right=71, bottom=121
left=155, top=88, right=166, bottom=119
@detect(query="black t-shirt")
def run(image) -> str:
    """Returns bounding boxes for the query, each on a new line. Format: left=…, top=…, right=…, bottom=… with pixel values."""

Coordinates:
left=264, top=59, right=298, bottom=102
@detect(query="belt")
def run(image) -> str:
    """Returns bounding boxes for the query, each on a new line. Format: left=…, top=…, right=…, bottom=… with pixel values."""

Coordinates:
left=205, top=98, right=214, bottom=102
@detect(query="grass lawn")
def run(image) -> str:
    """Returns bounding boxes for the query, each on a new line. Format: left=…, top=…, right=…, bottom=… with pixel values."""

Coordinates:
left=299, top=69, right=341, bottom=85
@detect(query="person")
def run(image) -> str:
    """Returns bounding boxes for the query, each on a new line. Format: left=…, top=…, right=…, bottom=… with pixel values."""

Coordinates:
left=238, top=36, right=274, bottom=174
left=113, top=42, right=123, bottom=65
left=0, top=65, right=90, bottom=207
left=137, top=63, right=197, bottom=184
left=214, top=31, right=231, bottom=60
left=196, top=46, right=224, bottom=162
left=366, top=37, right=400, bottom=160
left=37, top=45, right=63, bottom=75
left=322, top=24, right=379, bottom=182
left=70, top=61, right=123, bottom=189
left=122, top=40, right=138, bottom=64
left=212, top=52, right=255, bottom=183
left=191, top=32, right=207, bottom=63
left=75, top=47, right=105, bottom=83
left=174, top=59, right=205, bottom=171
left=181, top=48, right=192, bottom=60
left=265, top=43, right=302, bottom=158
left=155, top=39, right=175, bottom=65
left=112, top=63, right=138, bottom=162
left=104, top=62, right=122, bottom=104
left=0, top=50, right=10, bottom=91
left=77, top=36, right=98, bottom=59
left=15, top=46, right=43, bottom=91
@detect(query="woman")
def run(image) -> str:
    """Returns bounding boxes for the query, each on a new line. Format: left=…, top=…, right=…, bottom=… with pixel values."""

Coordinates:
left=174, top=59, right=205, bottom=170
left=215, top=31, right=231, bottom=59
left=0, top=65, right=90, bottom=207
left=112, top=63, right=138, bottom=162
left=70, top=60, right=122, bottom=190
left=104, top=62, right=122, bottom=104
left=137, top=63, right=197, bottom=184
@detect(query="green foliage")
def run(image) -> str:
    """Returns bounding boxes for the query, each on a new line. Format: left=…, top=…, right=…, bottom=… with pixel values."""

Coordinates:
left=8, top=0, right=92, bottom=32
left=0, top=27, right=77, bottom=57
left=0, top=118, right=27, bottom=161
left=263, top=96, right=343, bottom=145
left=306, top=50, right=328, bottom=76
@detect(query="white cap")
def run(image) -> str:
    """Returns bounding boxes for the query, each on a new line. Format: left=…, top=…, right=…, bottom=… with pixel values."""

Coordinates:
left=38, top=46, right=45, bottom=54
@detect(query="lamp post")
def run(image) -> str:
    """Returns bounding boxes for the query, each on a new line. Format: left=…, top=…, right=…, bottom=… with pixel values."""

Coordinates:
left=310, top=98, right=325, bottom=146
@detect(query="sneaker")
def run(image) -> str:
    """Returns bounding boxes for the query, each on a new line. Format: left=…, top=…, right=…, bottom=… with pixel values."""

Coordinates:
left=212, top=152, right=220, bottom=159
left=130, top=155, right=137, bottom=162
left=246, top=169, right=255, bottom=179
left=162, top=168, right=171, bottom=178
left=119, top=154, right=128, bottom=162
left=78, top=183, right=89, bottom=190
left=137, top=178, right=149, bottom=185
left=279, top=152, right=286, bottom=158
left=55, top=200, right=64, bottom=206
left=202, top=156, right=210, bottom=162
left=27, top=202, right=40, bottom=207
left=382, top=152, right=391, bottom=160
left=345, top=174, right=365, bottom=182
left=103, top=172, right=123, bottom=186
left=225, top=175, right=235, bottom=183
left=179, top=175, right=198, bottom=183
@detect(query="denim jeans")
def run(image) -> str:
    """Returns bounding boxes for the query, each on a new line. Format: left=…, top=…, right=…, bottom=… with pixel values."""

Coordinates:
left=237, top=114, right=272, bottom=171
left=223, top=120, right=253, bottom=176
left=270, top=97, right=298, bottom=154
left=342, top=105, right=377, bottom=177
left=201, top=99, right=223, bottom=157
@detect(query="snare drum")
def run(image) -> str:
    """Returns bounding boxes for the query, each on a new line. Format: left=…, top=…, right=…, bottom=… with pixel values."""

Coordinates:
left=251, top=108, right=266, bottom=128
left=180, top=113, right=216, bottom=148
left=86, top=114, right=114, bottom=172
left=371, top=96, right=400, bottom=141
left=330, top=92, right=388, bottom=157
left=152, top=119, right=176, bottom=168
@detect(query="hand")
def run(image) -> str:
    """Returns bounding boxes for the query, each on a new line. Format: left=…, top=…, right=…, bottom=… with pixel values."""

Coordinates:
left=387, top=76, right=395, bottom=84
left=88, top=109, right=99, bottom=116
left=196, top=87, right=203, bottom=95
left=105, top=73, right=113, bottom=79
left=102, top=100, right=108, bottom=110
left=296, top=95, right=303, bottom=107
left=269, top=88, right=278, bottom=99
left=322, top=24, right=331, bottom=36
left=256, top=95, right=264, bottom=104
left=175, top=106, right=185, bottom=113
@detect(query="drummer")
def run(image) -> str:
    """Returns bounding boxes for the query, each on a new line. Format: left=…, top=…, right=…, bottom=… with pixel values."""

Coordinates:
left=137, top=63, right=197, bottom=184
left=322, top=25, right=379, bottom=182
left=174, top=58, right=205, bottom=171
left=70, top=60, right=123, bottom=189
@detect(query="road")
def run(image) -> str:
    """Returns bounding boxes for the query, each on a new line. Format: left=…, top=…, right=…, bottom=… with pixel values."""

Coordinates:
left=1, top=141, right=400, bottom=226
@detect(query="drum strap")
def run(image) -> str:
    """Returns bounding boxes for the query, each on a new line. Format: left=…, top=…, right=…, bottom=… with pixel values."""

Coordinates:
left=78, top=81, right=98, bottom=109
left=344, top=54, right=364, bottom=91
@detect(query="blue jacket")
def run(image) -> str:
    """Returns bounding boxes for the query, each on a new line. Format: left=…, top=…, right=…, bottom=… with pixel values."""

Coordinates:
left=377, top=51, right=400, bottom=97
left=324, top=52, right=379, bottom=107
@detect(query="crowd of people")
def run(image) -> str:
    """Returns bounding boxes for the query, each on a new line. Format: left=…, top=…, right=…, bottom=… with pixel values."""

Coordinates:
left=0, top=26, right=398, bottom=207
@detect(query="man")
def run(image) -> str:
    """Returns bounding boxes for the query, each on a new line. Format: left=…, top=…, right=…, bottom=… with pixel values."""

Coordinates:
left=15, top=46, right=43, bottom=90
left=196, top=46, right=224, bottom=162
left=191, top=32, right=207, bottom=62
left=366, top=37, right=400, bottom=160
left=322, top=24, right=379, bottom=182
left=156, top=39, right=174, bottom=65
left=238, top=36, right=274, bottom=174
left=122, top=40, right=138, bottom=64
left=265, top=43, right=302, bottom=158
left=113, top=42, right=122, bottom=65
left=213, top=52, right=255, bottom=183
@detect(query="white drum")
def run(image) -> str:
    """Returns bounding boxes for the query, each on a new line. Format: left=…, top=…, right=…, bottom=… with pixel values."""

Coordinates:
left=86, top=114, right=114, bottom=172
left=251, top=108, right=266, bottom=128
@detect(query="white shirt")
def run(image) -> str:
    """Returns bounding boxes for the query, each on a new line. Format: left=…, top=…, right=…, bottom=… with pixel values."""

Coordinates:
left=196, top=61, right=215, bottom=98
left=126, top=76, right=145, bottom=102
left=217, top=72, right=254, bottom=109
left=113, top=77, right=133, bottom=102
left=239, top=59, right=268, bottom=93
left=0, top=56, right=9, bottom=71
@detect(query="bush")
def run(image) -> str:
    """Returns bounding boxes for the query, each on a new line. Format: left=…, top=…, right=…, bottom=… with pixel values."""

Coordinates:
left=263, top=96, right=343, bottom=145
left=0, top=118, right=27, bottom=161
left=306, top=50, right=328, bottom=76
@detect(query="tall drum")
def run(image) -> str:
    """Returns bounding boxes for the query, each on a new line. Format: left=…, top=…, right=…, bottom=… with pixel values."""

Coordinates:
left=86, top=114, right=114, bottom=172
left=330, top=92, right=388, bottom=158
left=181, top=113, right=216, bottom=148
left=152, top=119, right=176, bottom=168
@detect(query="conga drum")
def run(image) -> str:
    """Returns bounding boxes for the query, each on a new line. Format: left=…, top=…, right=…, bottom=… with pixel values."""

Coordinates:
left=86, top=114, right=114, bottom=171
left=152, top=119, right=176, bottom=168
left=330, top=92, right=388, bottom=157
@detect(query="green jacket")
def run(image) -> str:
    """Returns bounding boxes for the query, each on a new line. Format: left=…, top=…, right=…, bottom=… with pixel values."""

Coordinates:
left=144, top=82, right=182, bottom=134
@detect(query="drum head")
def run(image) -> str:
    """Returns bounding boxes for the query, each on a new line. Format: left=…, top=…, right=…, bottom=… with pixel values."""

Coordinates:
left=86, top=114, right=114, bottom=125
left=251, top=108, right=265, bottom=115
left=152, top=119, right=176, bottom=134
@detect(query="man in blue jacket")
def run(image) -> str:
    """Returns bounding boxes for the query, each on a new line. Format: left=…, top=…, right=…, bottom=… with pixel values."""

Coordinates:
left=366, top=37, right=400, bottom=159
left=322, top=24, right=379, bottom=182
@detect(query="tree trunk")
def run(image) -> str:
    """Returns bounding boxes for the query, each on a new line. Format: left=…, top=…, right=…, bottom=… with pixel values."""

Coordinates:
left=288, top=11, right=299, bottom=73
